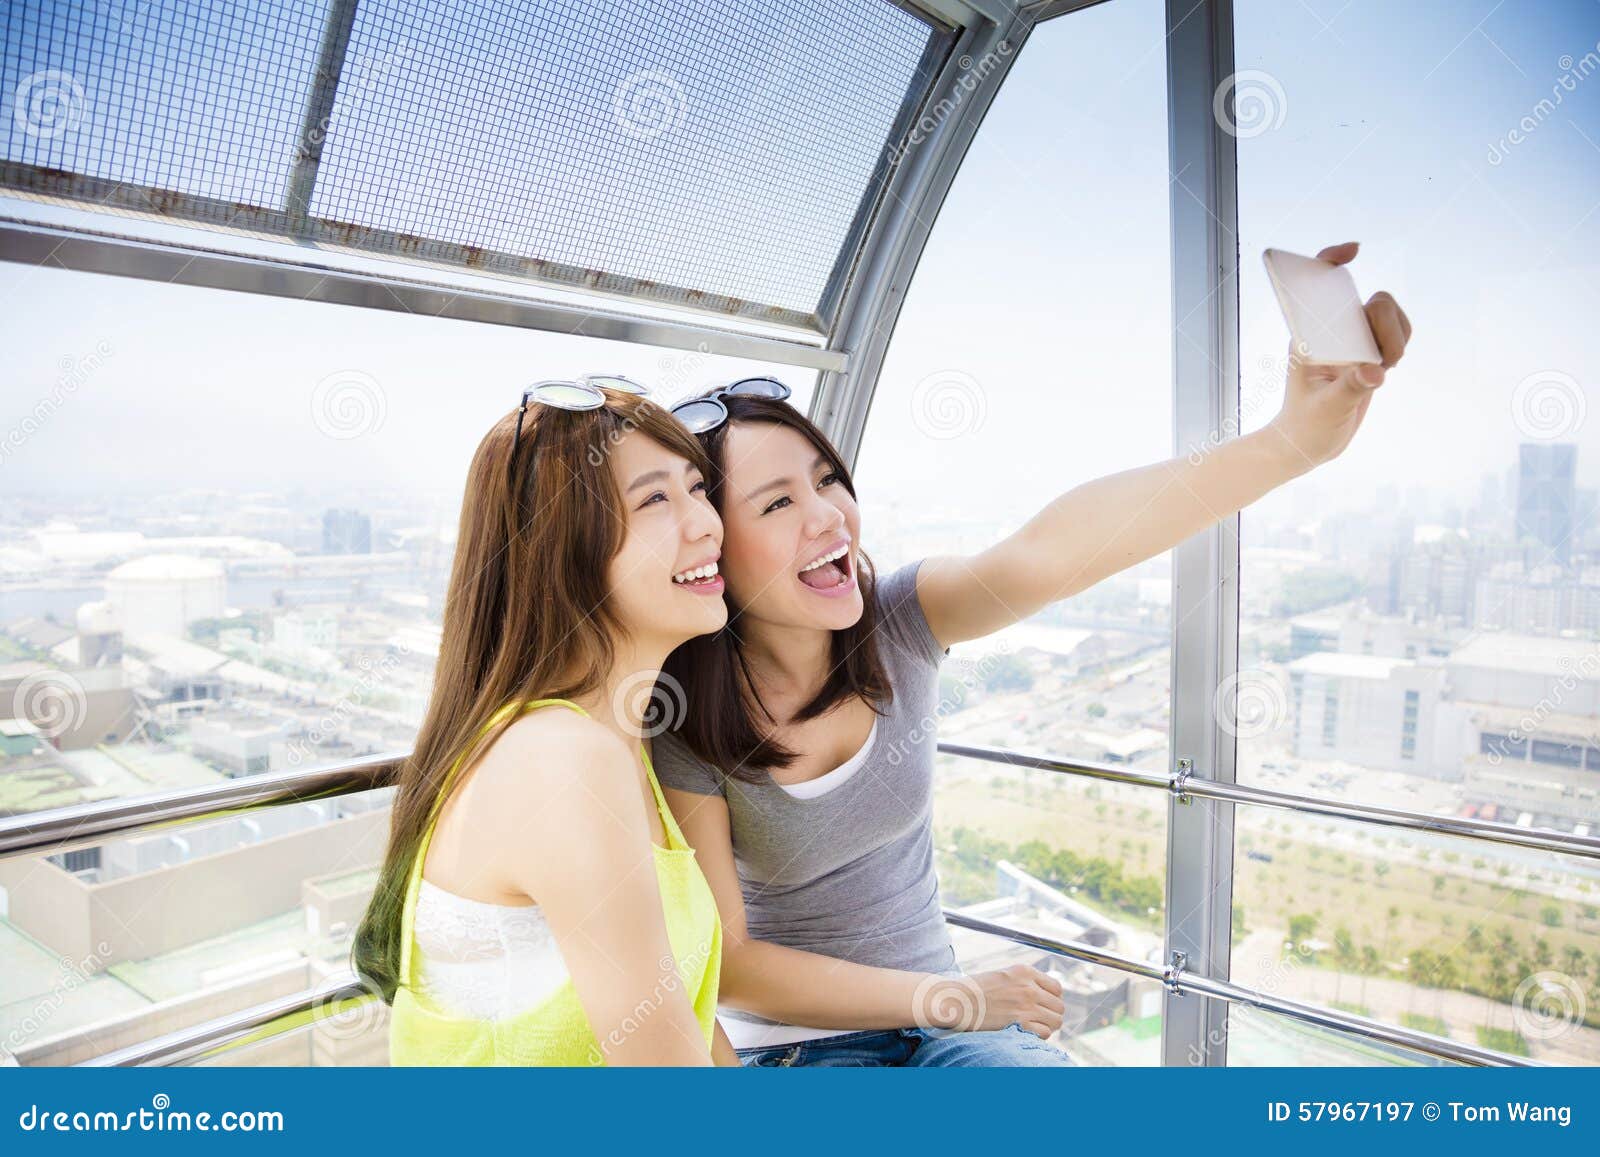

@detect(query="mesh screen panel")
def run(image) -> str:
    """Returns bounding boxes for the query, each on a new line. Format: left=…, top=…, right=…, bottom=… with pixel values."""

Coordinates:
left=1, top=0, right=943, bottom=327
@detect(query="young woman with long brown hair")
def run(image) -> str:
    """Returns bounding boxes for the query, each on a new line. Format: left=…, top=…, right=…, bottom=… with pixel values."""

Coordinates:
left=353, top=378, right=740, bottom=1066
left=654, top=244, right=1412, bottom=1066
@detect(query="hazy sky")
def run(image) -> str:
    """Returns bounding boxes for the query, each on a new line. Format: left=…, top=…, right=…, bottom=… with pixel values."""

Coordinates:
left=2, top=0, right=1597, bottom=540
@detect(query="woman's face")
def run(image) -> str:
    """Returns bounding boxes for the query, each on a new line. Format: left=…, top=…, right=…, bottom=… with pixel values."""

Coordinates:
left=604, top=431, right=727, bottom=649
left=714, top=420, right=863, bottom=633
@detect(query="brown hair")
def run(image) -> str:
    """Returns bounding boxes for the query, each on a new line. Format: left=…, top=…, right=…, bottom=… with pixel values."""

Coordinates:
left=354, top=388, right=713, bottom=1003
left=659, top=392, right=892, bottom=783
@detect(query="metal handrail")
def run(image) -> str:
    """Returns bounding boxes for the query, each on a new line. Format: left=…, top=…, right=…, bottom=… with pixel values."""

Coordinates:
left=3, top=741, right=1586, bottom=1069
left=81, top=977, right=375, bottom=1068
left=0, top=752, right=405, bottom=861
left=75, top=917, right=1536, bottom=1068
left=937, top=741, right=1600, bottom=861
left=942, top=912, right=1540, bottom=1067
left=5, top=742, right=1598, bottom=864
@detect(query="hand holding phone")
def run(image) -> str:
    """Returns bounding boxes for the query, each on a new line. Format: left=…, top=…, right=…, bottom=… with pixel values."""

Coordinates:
left=1263, top=247, right=1383, bottom=365
left=1256, top=242, right=1413, bottom=473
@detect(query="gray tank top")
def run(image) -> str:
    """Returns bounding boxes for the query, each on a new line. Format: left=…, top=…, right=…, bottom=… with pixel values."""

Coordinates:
left=651, top=558, right=959, bottom=1033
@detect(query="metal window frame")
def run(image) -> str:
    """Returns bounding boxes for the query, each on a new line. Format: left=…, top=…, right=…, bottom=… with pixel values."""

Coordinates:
left=0, top=218, right=846, bottom=372
left=0, top=0, right=963, bottom=339
left=1162, top=0, right=1240, bottom=1068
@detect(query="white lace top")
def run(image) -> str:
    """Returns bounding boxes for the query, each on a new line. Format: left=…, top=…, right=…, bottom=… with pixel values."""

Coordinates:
left=410, top=878, right=571, bottom=1021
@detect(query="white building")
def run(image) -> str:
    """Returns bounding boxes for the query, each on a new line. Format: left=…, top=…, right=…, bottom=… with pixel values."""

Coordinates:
left=1286, top=652, right=1465, bottom=778
left=105, top=555, right=226, bottom=638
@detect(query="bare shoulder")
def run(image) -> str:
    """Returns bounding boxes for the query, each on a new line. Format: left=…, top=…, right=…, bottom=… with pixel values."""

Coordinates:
left=469, top=705, right=637, bottom=808
left=467, top=707, right=654, bottom=898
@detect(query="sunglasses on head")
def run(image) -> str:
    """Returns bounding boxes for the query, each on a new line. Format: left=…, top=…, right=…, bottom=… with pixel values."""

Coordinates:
left=668, top=377, right=792, bottom=435
left=510, top=373, right=650, bottom=475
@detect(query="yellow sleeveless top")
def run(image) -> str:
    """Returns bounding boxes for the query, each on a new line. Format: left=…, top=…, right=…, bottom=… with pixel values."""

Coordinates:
left=388, top=698, right=722, bottom=1065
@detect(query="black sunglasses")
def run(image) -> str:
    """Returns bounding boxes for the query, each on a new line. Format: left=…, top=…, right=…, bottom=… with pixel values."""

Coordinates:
left=668, top=377, right=792, bottom=434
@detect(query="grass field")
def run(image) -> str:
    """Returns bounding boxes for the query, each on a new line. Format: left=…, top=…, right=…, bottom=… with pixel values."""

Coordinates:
left=933, top=760, right=1600, bottom=1027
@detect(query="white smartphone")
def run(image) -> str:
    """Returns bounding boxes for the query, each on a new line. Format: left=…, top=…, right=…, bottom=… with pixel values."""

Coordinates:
left=1262, top=247, right=1382, bottom=365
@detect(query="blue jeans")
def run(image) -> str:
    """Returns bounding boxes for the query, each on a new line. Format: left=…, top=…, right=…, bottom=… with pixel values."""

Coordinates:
left=736, top=1022, right=1079, bottom=1068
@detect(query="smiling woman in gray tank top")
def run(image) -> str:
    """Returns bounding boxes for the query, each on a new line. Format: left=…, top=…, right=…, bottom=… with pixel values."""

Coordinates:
left=656, top=274, right=1412, bottom=1066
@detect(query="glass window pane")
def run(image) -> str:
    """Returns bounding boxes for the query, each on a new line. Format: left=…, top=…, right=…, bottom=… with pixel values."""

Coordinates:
left=0, top=266, right=816, bottom=1064
left=855, top=0, right=1173, bottom=1066
left=1232, top=0, right=1600, bottom=1065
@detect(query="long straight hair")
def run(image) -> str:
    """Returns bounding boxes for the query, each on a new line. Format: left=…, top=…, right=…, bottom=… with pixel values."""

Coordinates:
left=353, top=389, right=714, bottom=1003
left=659, top=393, right=892, bottom=783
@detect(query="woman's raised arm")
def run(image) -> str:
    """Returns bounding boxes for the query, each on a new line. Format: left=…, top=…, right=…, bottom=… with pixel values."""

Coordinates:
left=915, top=241, right=1412, bottom=651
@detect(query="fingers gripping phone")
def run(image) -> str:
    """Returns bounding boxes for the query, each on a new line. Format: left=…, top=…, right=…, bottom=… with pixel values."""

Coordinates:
left=1262, top=248, right=1383, bottom=365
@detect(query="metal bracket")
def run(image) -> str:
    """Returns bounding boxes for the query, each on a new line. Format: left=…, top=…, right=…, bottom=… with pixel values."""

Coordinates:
left=1171, top=756, right=1194, bottom=804
left=1164, top=949, right=1188, bottom=997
